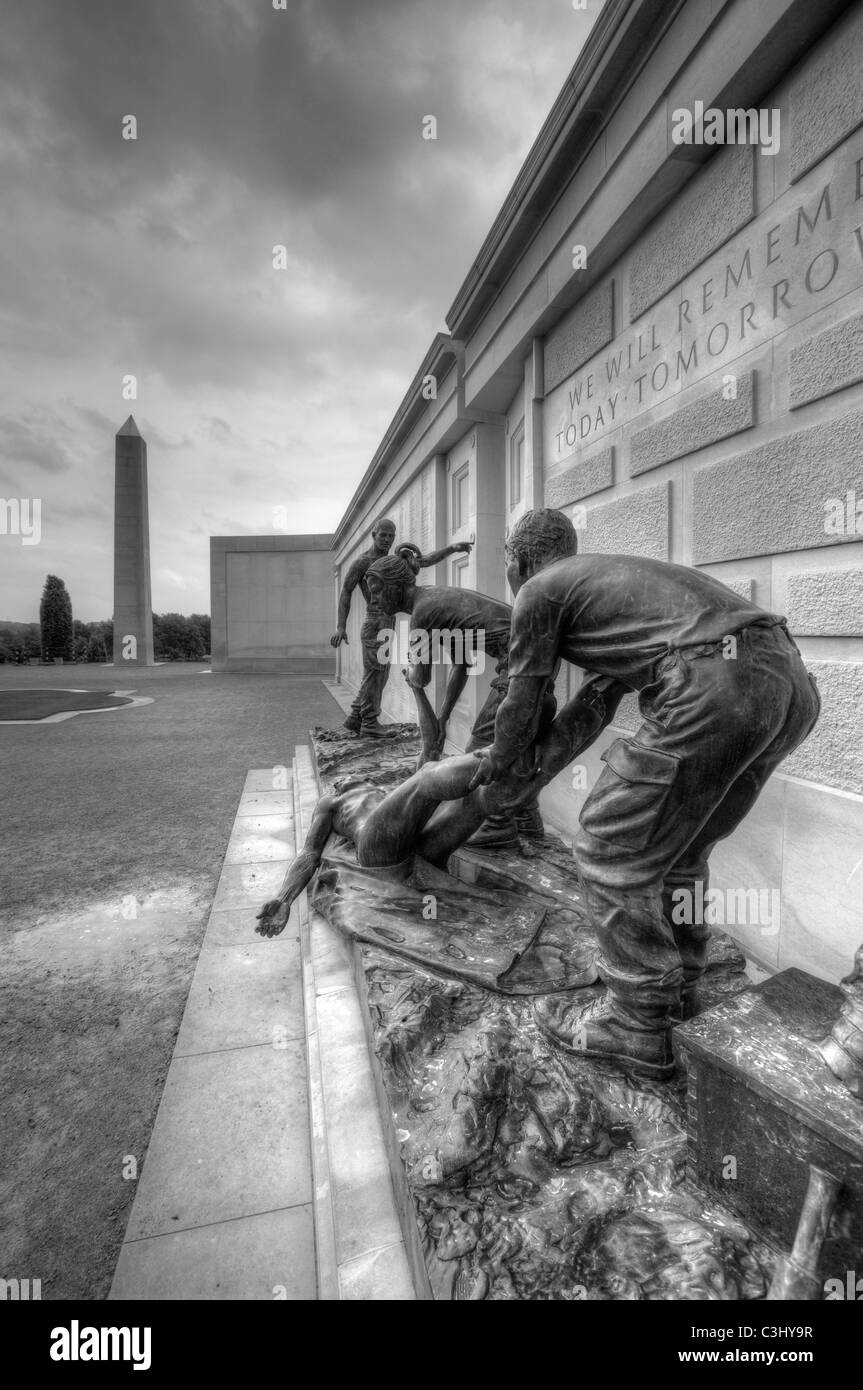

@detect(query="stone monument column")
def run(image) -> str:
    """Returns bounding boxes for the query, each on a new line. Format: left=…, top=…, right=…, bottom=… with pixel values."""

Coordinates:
left=112, top=415, right=155, bottom=666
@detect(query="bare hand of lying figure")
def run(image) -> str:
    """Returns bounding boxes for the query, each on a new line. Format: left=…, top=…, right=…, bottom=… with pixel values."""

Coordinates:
left=255, top=898, right=291, bottom=937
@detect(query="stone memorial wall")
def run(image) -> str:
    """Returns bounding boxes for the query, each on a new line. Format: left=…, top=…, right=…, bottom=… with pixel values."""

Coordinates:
left=325, top=0, right=863, bottom=986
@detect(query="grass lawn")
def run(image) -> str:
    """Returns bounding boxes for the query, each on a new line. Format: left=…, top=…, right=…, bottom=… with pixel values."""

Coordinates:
left=0, top=662, right=343, bottom=1299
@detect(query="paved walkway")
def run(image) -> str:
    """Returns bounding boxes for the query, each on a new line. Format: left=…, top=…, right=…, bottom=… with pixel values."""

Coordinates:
left=110, top=746, right=413, bottom=1300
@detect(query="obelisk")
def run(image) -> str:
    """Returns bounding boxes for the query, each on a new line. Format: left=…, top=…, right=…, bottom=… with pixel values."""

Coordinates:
left=112, top=415, right=155, bottom=666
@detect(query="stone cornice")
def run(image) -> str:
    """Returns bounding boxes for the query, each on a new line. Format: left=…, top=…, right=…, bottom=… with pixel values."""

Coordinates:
left=444, top=0, right=685, bottom=339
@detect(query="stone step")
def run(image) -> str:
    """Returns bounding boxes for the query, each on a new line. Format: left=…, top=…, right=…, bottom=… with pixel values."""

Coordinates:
left=109, top=754, right=413, bottom=1301
left=110, top=769, right=315, bottom=1300
left=293, top=744, right=415, bottom=1300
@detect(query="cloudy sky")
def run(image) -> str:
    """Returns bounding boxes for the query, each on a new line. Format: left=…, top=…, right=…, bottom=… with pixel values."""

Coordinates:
left=0, top=0, right=599, bottom=621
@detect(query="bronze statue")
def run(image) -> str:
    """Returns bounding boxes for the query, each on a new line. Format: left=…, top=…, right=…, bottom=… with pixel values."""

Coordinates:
left=364, top=553, right=556, bottom=846
left=330, top=517, right=472, bottom=737
left=468, top=508, right=821, bottom=1080
left=820, top=945, right=863, bottom=1099
left=255, top=672, right=619, bottom=937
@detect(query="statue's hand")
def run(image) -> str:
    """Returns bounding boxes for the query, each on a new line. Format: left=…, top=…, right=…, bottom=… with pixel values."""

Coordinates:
left=330, top=628, right=348, bottom=648
left=467, top=747, right=509, bottom=791
left=535, top=723, right=575, bottom=781
left=454, top=540, right=473, bottom=554
left=256, top=898, right=290, bottom=937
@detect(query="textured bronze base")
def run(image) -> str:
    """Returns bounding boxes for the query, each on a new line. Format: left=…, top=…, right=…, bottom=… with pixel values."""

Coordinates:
left=358, top=949, right=771, bottom=1299
left=310, top=724, right=775, bottom=1300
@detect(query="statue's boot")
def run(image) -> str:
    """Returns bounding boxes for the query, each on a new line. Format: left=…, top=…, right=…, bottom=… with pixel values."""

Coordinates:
left=343, top=710, right=362, bottom=733
left=465, top=811, right=519, bottom=849
left=546, top=879, right=681, bottom=1077
left=676, top=981, right=703, bottom=1021
left=359, top=718, right=387, bottom=738
left=820, top=1016, right=863, bottom=1098
left=533, top=991, right=675, bottom=1080
left=668, top=918, right=710, bottom=1022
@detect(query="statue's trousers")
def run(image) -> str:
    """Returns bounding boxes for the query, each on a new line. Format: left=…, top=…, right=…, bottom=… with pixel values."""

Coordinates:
left=573, top=623, right=820, bottom=1026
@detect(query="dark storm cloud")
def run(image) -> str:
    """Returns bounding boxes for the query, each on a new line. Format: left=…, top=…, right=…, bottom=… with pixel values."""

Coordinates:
left=75, top=407, right=121, bottom=435
left=0, top=0, right=598, bottom=617
left=135, top=422, right=194, bottom=452
left=0, top=410, right=78, bottom=478
left=2, top=0, right=517, bottom=198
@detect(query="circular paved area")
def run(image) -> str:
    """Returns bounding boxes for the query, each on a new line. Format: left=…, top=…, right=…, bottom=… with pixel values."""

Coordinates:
left=0, top=688, right=136, bottom=721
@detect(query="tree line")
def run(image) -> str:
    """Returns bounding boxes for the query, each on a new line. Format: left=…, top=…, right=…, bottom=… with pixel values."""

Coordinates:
left=0, top=575, right=210, bottom=663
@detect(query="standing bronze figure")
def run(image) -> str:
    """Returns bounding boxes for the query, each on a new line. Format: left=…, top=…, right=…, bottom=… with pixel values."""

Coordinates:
left=469, top=508, right=821, bottom=1080
left=331, top=517, right=472, bottom=736
left=364, top=553, right=555, bottom=846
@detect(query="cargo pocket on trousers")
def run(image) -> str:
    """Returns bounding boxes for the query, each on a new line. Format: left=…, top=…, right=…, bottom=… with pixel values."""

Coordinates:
left=578, top=738, right=680, bottom=851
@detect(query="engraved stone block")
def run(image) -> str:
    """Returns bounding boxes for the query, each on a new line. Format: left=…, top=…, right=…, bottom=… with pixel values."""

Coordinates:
left=630, top=146, right=755, bottom=321
left=544, top=448, right=614, bottom=508
left=785, top=567, right=863, bottom=635
left=630, top=372, right=754, bottom=475
left=583, top=481, right=669, bottom=560
left=781, top=659, right=863, bottom=795
left=692, top=409, right=863, bottom=563
left=789, top=13, right=863, bottom=181
left=544, top=281, right=614, bottom=396
left=790, top=313, right=863, bottom=409
left=721, top=576, right=755, bottom=601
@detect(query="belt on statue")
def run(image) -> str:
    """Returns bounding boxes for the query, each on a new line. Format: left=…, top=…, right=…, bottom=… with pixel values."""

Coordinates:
left=674, top=618, right=789, bottom=660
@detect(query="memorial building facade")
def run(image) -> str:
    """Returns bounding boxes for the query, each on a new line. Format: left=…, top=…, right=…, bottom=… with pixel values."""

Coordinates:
left=331, top=0, right=863, bottom=983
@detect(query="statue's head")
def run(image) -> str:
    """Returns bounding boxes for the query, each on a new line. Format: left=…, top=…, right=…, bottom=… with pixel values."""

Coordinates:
left=371, top=516, right=396, bottom=554
left=505, top=508, right=577, bottom=595
left=366, top=554, right=416, bottom=614
left=395, top=542, right=422, bottom=576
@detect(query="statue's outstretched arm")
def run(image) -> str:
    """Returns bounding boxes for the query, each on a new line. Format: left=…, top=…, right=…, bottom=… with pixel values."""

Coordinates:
left=256, top=794, right=337, bottom=937
left=417, top=540, right=473, bottom=567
